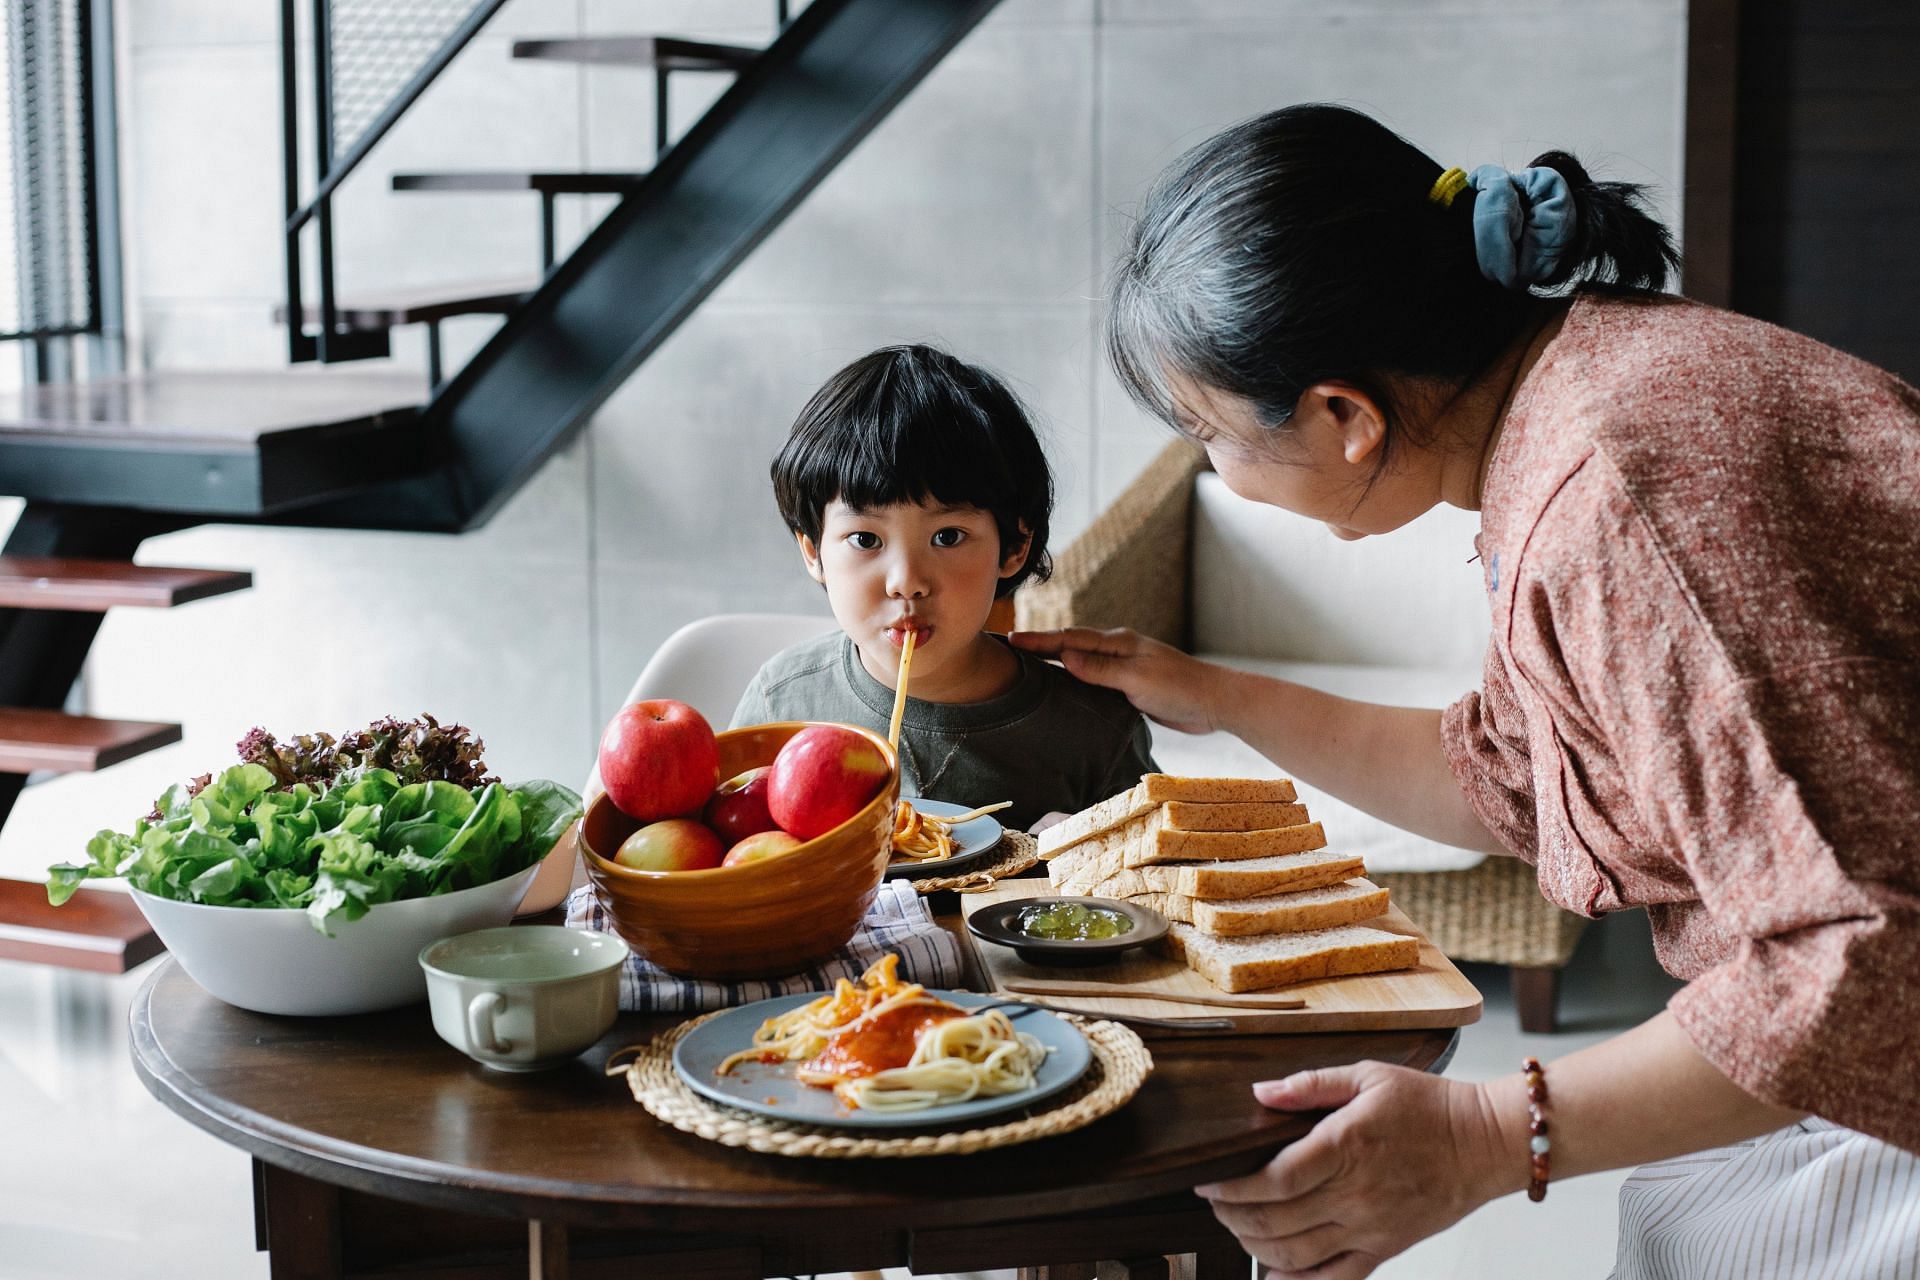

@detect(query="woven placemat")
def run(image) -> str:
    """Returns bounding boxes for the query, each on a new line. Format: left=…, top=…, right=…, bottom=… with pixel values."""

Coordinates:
left=609, top=1009, right=1151, bottom=1159
left=908, top=828, right=1040, bottom=896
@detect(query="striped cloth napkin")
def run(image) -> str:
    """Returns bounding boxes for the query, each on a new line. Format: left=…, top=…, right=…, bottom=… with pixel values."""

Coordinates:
left=562, top=878, right=967, bottom=1013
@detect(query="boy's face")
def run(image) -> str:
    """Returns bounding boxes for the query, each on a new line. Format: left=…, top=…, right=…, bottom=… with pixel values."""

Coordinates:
left=798, top=499, right=1029, bottom=690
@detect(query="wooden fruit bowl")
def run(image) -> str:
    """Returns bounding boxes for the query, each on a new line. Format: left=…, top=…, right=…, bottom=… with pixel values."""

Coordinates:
left=578, top=722, right=898, bottom=979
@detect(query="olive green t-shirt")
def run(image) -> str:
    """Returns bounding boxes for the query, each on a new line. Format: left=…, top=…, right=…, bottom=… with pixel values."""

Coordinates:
left=730, top=632, right=1158, bottom=832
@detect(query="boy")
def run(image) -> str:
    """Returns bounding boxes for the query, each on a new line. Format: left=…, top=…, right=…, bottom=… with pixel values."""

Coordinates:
left=732, top=344, right=1157, bottom=832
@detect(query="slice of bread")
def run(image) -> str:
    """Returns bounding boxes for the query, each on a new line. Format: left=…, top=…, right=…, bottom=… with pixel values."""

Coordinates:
left=1051, top=848, right=1364, bottom=899
left=1039, top=774, right=1299, bottom=858
left=1136, top=878, right=1388, bottom=938
left=1044, top=808, right=1325, bottom=883
left=1166, top=921, right=1421, bottom=993
left=1161, top=800, right=1319, bottom=832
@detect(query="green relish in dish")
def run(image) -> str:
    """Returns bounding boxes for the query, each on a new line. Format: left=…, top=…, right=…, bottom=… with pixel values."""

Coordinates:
left=1014, top=901, right=1134, bottom=942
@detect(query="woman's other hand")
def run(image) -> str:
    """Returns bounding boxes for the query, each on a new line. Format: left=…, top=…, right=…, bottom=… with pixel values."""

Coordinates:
left=1008, top=627, right=1228, bottom=734
left=1196, top=1062, right=1517, bottom=1279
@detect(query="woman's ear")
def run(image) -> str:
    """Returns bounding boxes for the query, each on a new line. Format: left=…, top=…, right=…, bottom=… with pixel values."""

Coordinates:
left=1298, top=382, right=1387, bottom=468
left=999, top=522, right=1033, bottom=580
left=795, top=530, right=826, bottom=585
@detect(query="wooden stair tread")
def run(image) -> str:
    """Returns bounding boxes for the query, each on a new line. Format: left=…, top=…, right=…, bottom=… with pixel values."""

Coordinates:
left=391, top=171, right=646, bottom=195
left=0, top=369, right=432, bottom=517
left=0, top=708, right=181, bottom=774
left=273, top=278, right=540, bottom=329
left=0, top=557, right=251, bottom=611
left=509, top=35, right=759, bottom=69
left=0, top=878, right=163, bottom=974
left=0, top=369, right=422, bottom=444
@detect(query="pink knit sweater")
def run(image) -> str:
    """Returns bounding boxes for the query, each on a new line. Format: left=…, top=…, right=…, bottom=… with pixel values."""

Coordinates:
left=1441, top=293, right=1920, bottom=1152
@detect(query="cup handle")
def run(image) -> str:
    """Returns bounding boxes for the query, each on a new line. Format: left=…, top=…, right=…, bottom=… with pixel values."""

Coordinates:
left=467, top=991, right=510, bottom=1054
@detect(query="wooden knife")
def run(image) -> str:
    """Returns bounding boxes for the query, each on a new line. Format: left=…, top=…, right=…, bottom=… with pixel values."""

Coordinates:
left=1002, top=980, right=1306, bottom=1010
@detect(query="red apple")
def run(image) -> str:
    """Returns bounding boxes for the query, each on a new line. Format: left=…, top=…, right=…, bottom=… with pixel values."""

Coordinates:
left=598, top=699, right=719, bottom=823
left=722, top=830, right=804, bottom=868
left=614, top=819, right=725, bottom=872
left=767, top=726, right=891, bottom=841
left=704, top=766, right=779, bottom=846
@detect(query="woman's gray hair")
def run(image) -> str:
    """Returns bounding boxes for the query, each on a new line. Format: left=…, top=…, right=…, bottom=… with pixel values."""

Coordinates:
left=1107, top=139, right=1304, bottom=432
left=1105, top=105, right=1672, bottom=448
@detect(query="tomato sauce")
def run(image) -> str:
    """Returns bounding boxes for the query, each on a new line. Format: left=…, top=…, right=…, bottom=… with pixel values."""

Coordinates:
left=804, top=1003, right=959, bottom=1079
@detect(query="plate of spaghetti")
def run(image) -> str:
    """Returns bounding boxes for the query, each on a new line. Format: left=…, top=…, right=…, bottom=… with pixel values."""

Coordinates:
left=674, top=954, right=1092, bottom=1128
left=884, top=798, right=1008, bottom=881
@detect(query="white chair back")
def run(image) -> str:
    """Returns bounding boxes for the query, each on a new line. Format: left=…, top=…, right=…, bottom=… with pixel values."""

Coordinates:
left=1188, top=473, right=1491, bottom=669
left=614, top=612, right=841, bottom=731
left=581, top=612, right=839, bottom=806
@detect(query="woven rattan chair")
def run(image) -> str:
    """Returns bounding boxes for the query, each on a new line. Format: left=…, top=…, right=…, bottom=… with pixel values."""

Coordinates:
left=1017, top=440, right=1586, bottom=1032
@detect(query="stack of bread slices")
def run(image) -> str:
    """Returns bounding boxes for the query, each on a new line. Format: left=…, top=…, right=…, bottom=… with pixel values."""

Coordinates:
left=1039, top=774, right=1419, bottom=993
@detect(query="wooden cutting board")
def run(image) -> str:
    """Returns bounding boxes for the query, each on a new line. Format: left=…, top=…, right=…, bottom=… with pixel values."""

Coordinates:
left=961, top=880, right=1482, bottom=1034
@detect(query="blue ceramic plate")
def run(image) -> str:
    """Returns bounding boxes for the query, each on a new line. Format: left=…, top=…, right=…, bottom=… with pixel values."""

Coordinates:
left=672, top=990, right=1092, bottom=1129
left=884, top=798, right=1005, bottom=881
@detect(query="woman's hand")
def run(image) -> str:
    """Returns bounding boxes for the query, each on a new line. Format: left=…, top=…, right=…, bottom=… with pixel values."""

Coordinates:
left=1007, top=627, right=1230, bottom=734
left=1197, top=1062, right=1518, bottom=1279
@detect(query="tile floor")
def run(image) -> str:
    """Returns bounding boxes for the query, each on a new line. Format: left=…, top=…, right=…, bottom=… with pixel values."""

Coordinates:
left=0, top=909, right=1681, bottom=1280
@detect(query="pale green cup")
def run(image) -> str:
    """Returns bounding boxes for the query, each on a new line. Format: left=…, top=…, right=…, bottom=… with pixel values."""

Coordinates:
left=418, top=925, right=628, bottom=1072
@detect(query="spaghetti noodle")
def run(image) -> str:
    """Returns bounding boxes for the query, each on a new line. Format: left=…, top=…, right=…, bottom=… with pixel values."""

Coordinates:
left=827, top=1007, right=1049, bottom=1112
left=713, top=951, right=1051, bottom=1112
left=889, top=799, right=1013, bottom=864
left=715, top=952, right=926, bottom=1075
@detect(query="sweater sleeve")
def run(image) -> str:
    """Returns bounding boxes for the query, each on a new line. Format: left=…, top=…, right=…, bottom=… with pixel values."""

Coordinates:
left=728, top=664, right=775, bottom=730
left=1440, top=645, right=1542, bottom=861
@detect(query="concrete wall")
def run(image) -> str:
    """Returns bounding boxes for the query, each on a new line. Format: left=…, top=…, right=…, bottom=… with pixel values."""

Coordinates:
left=0, top=0, right=1686, bottom=877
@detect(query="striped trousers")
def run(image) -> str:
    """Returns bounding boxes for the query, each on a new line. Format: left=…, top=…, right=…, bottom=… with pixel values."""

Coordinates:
left=1611, top=1118, right=1920, bottom=1278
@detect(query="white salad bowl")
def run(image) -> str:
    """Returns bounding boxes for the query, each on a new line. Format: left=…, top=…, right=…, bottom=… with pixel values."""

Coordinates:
left=131, top=864, right=540, bottom=1016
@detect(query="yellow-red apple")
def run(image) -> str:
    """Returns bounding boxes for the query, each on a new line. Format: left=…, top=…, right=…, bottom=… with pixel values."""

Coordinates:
left=613, top=818, right=725, bottom=872
left=767, top=726, right=890, bottom=841
left=721, top=830, right=803, bottom=868
left=598, top=699, right=719, bottom=822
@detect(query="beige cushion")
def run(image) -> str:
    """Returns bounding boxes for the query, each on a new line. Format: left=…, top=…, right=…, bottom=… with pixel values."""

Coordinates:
left=1189, top=472, right=1490, bottom=668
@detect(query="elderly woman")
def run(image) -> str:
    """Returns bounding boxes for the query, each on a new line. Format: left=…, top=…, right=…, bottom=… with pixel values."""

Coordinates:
left=1013, top=104, right=1919, bottom=1278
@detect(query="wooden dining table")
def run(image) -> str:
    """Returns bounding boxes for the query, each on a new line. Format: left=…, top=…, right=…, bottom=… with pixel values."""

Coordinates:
left=128, top=906, right=1460, bottom=1280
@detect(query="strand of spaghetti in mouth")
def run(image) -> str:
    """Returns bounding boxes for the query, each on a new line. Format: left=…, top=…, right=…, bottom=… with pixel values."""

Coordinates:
left=887, top=627, right=916, bottom=752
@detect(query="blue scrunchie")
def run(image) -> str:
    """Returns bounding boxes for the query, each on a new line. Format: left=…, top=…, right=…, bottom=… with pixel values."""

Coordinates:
left=1467, top=164, right=1576, bottom=290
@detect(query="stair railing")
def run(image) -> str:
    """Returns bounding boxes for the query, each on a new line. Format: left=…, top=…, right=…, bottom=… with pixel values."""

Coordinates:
left=279, top=0, right=509, bottom=366
left=0, top=0, right=123, bottom=382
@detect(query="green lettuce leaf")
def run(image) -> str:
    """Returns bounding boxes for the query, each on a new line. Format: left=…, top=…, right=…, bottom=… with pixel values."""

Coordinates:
left=47, top=759, right=582, bottom=934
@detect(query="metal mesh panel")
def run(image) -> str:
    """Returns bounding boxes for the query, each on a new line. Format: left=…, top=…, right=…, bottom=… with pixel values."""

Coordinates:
left=326, top=0, right=484, bottom=161
left=0, top=0, right=93, bottom=338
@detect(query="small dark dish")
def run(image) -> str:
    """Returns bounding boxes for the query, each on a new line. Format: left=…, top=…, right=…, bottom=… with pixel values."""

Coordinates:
left=967, top=896, right=1169, bottom=967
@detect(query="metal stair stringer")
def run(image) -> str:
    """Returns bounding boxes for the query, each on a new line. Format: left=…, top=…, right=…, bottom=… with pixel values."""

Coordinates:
left=278, top=0, right=1003, bottom=533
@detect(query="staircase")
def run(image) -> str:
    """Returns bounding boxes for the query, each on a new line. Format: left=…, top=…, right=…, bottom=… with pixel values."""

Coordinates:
left=0, top=0, right=1003, bottom=963
left=0, top=552, right=250, bottom=971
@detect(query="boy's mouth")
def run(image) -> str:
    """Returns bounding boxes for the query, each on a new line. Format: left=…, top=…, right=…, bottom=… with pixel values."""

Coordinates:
left=883, top=622, right=933, bottom=650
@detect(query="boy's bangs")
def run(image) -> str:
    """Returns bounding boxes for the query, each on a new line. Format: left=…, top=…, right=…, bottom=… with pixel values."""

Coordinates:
left=828, top=405, right=1017, bottom=519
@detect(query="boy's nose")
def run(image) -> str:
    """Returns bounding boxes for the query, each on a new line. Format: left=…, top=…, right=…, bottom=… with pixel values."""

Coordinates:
left=885, top=552, right=930, bottom=599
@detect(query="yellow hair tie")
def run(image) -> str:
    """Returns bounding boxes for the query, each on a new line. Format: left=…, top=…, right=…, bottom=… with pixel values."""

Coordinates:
left=1428, top=166, right=1469, bottom=208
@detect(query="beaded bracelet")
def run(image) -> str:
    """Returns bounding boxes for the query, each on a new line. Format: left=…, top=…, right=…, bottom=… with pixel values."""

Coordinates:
left=1523, top=1056, right=1551, bottom=1202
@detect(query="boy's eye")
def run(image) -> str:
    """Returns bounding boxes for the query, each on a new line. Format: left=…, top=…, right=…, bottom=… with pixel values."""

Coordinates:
left=931, top=528, right=967, bottom=548
left=845, top=531, right=881, bottom=551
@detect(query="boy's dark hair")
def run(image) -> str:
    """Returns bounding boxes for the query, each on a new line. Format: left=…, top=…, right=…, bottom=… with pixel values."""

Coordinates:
left=772, top=345, right=1053, bottom=598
